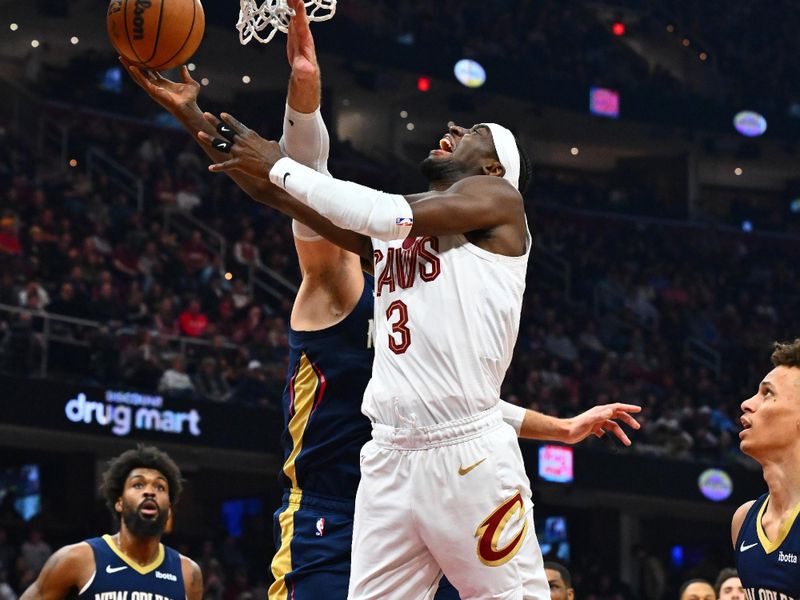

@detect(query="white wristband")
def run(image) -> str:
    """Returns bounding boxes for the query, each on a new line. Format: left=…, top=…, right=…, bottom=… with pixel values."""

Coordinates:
left=270, top=157, right=414, bottom=242
left=292, top=219, right=323, bottom=242
left=499, top=400, right=526, bottom=435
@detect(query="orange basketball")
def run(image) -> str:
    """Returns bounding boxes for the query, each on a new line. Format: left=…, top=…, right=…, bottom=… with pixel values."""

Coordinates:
left=107, top=0, right=205, bottom=71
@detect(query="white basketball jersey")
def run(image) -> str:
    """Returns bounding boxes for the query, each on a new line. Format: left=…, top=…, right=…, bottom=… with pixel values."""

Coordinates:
left=363, top=230, right=531, bottom=427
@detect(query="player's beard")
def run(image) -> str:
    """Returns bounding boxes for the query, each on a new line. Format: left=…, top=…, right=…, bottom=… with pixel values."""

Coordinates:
left=419, top=155, right=464, bottom=186
left=121, top=500, right=168, bottom=538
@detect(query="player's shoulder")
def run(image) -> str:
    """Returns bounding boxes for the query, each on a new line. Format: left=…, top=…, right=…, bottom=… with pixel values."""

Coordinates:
left=451, top=174, right=522, bottom=201
left=179, top=553, right=200, bottom=572
left=179, top=555, right=202, bottom=600
left=37, top=542, right=95, bottom=587
left=51, top=541, right=95, bottom=566
left=731, top=499, right=758, bottom=547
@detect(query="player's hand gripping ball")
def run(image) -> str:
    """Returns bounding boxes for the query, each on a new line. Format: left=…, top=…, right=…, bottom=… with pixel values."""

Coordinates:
left=107, top=0, right=205, bottom=71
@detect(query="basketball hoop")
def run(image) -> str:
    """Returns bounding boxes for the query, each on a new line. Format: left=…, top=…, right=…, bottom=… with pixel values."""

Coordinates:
left=237, top=0, right=336, bottom=45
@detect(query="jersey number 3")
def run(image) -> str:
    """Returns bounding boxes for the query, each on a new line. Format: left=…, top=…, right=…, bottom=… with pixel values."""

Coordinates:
left=386, top=300, right=411, bottom=354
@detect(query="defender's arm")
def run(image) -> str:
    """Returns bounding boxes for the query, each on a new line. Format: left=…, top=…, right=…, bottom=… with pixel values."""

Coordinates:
left=500, top=401, right=641, bottom=445
left=20, top=544, right=94, bottom=600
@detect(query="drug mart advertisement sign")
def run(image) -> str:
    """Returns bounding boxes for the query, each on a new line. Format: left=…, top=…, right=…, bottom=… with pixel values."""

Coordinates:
left=1, top=376, right=276, bottom=452
left=65, top=390, right=201, bottom=437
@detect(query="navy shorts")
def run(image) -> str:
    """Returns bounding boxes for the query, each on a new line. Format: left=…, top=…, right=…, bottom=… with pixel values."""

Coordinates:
left=270, top=490, right=460, bottom=599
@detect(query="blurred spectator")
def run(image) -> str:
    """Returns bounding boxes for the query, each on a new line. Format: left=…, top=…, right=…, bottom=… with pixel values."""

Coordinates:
left=0, top=217, right=22, bottom=256
left=137, top=240, right=165, bottom=294
left=218, top=536, right=245, bottom=571
left=203, top=558, right=225, bottom=600
left=713, top=569, right=743, bottom=600
left=230, top=361, right=272, bottom=407
left=111, top=239, right=140, bottom=281
left=222, top=568, right=249, bottom=600
left=124, top=282, right=150, bottom=325
left=2, top=312, right=42, bottom=375
left=181, top=230, right=210, bottom=277
left=544, top=561, right=575, bottom=600
left=158, top=355, right=195, bottom=398
left=90, top=282, right=124, bottom=325
left=47, top=282, right=84, bottom=320
left=678, top=579, right=715, bottom=600
left=175, top=181, right=202, bottom=212
left=233, top=228, right=260, bottom=270
left=18, top=282, right=49, bottom=310
left=194, top=357, right=231, bottom=402
left=87, top=325, right=120, bottom=385
left=0, top=569, right=15, bottom=600
left=121, top=329, right=164, bottom=389
left=632, top=545, right=666, bottom=600
left=229, top=280, right=253, bottom=312
left=19, top=530, right=51, bottom=575
left=154, top=298, right=180, bottom=337
left=545, top=323, right=579, bottom=362
left=179, top=298, right=209, bottom=338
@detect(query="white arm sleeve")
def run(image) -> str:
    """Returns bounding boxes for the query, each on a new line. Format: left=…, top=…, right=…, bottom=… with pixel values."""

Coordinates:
left=279, top=104, right=330, bottom=241
left=499, top=399, right=525, bottom=435
left=270, top=157, right=414, bottom=242
left=279, top=104, right=331, bottom=176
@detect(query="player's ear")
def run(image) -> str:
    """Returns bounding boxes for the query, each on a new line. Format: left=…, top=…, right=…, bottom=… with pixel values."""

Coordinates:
left=482, top=158, right=505, bottom=179
left=567, top=588, right=575, bottom=600
left=115, top=497, right=123, bottom=515
left=165, top=506, right=174, bottom=534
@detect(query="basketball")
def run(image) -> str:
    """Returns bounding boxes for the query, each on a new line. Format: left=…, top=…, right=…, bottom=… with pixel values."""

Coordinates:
left=107, top=0, right=205, bottom=71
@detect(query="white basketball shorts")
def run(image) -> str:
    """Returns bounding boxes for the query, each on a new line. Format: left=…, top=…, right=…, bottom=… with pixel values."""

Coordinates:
left=348, top=406, right=549, bottom=600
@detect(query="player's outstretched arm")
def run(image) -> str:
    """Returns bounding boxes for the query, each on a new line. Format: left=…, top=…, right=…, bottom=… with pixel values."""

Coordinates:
left=281, top=0, right=329, bottom=176
left=203, top=114, right=524, bottom=247
left=181, top=555, right=203, bottom=600
left=501, top=401, right=641, bottom=445
left=19, top=543, right=94, bottom=600
left=121, top=60, right=371, bottom=260
left=286, top=0, right=321, bottom=114
left=121, top=58, right=270, bottom=199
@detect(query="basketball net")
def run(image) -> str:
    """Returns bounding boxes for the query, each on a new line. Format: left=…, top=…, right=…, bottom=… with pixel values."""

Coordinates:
left=237, top=0, right=336, bottom=44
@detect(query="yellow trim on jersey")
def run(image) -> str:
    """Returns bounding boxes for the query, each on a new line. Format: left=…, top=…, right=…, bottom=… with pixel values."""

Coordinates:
left=268, top=499, right=301, bottom=600
left=101, top=534, right=165, bottom=574
left=282, top=353, right=320, bottom=489
left=755, top=495, right=800, bottom=554
left=268, top=355, right=319, bottom=599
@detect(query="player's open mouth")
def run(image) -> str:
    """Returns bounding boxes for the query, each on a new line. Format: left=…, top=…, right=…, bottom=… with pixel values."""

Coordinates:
left=432, top=134, right=455, bottom=156
left=139, top=500, right=159, bottom=517
left=739, top=417, right=752, bottom=436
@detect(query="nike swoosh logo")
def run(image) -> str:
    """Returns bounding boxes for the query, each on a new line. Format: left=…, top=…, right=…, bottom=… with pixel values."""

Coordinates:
left=458, top=457, right=487, bottom=476
left=740, top=541, right=759, bottom=552
left=283, top=172, right=291, bottom=188
left=212, top=140, right=230, bottom=152
left=219, top=125, right=232, bottom=135
left=106, top=565, right=128, bottom=574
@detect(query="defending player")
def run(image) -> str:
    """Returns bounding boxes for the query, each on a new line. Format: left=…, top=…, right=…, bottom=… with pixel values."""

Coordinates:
left=19, top=445, right=202, bottom=600
left=731, top=339, right=800, bottom=599
left=122, top=4, right=639, bottom=598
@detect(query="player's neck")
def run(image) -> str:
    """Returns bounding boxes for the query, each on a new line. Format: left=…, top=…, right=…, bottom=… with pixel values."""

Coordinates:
left=113, top=530, right=162, bottom=567
left=429, top=179, right=453, bottom=192
left=762, top=451, right=800, bottom=514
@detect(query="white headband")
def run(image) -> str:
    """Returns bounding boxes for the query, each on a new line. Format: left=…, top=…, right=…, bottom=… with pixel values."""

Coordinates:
left=484, top=123, right=520, bottom=190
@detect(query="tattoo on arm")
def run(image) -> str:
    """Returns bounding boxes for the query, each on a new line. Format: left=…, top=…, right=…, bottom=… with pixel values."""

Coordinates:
left=186, top=561, right=203, bottom=600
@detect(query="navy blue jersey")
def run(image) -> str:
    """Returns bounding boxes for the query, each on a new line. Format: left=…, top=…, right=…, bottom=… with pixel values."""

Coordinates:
left=279, top=276, right=374, bottom=501
left=735, top=494, right=800, bottom=599
left=80, top=535, right=185, bottom=600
